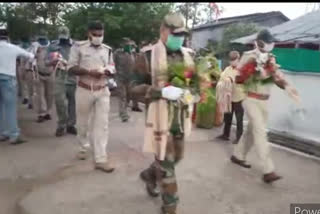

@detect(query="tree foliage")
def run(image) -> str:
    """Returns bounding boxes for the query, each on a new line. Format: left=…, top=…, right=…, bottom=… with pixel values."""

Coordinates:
left=0, top=2, right=174, bottom=47
left=207, top=22, right=259, bottom=56
left=174, top=3, right=223, bottom=29
left=204, top=22, right=259, bottom=69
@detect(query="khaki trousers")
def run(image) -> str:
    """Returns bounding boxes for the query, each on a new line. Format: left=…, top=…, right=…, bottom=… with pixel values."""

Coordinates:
left=76, top=86, right=110, bottom=163
left=233, top=97, right=275, bottom=174
left=34, top=74, right=55, bottom=116
left=25, top=71, right=35, bottom=105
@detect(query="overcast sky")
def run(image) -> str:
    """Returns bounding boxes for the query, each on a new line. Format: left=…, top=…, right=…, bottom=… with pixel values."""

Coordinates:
left=217, top=3, right=319, bottom=20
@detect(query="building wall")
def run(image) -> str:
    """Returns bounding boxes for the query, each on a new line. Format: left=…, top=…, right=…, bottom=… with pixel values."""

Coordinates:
left=191, top=15, right=288, bottom=51
left=267, top=71, right=320, bottom=143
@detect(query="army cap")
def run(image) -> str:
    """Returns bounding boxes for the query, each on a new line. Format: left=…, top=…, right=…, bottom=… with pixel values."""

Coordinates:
left=256, top=29, right=277, bottom=44
left=163, top=13, right=189, bottom=35
left=122, top=37, right=135, bottom=45
left=58, top=26, right=70, bottom=38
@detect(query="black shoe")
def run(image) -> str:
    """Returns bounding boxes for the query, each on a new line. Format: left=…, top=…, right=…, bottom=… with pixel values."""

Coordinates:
left=139, top=170, right=159, bottom=197
left=132, top=107, right=143, bottom=112
left=9, top=137, right=27, bottom=145
left=230, top=155, right=251, bottom=168
left=28, top=104, right=33, bottom=109
left=121, top=117, right=129, bottom=123
left=55, top=127, right=65, bottom=137
left=37, top=116, right=45, bottom=123
left=146, top=183, right=160, bottom=198
left=216, top=134, right=230, bottom=141
left=67, top=126, right=77, bottom=135
left=43, top=114, right=52, bottom=120
left=22, top=98, right=29, bottom=105
left=0, top=136, right=9, bottom=142
left=232, top=139, right=239, bottom=144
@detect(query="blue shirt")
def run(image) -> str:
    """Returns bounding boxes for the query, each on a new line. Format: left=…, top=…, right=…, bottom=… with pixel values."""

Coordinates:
left=0, top=40, right=34, bottom=77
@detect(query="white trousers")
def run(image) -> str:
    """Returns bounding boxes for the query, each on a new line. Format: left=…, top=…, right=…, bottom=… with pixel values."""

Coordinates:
left=76, top=86, right=110, bottom=163
left=233, top=97, right=275, bottom=174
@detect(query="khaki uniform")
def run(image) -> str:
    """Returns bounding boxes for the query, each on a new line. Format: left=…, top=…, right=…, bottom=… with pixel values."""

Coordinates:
left=34, top=46, right=55, bottom=116
left=233, top=49, right=276, bottom=174
left=67, top=40, right=114, bottom=163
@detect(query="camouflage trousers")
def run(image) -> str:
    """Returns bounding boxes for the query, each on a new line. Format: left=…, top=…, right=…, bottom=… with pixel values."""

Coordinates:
left=117, top=78, right=139, bottom=120
left=142, top=134, right=184, bottom=214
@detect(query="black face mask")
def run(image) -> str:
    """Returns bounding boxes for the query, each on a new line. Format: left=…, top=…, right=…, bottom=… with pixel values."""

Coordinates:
left=59, top=38, right=70, bottom=45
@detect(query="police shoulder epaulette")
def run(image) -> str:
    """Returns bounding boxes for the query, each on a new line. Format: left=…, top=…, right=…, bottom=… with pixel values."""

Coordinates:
left=74, top=40, right=89, bottom=47
left=243, top=50, right=256, bottom=56
left=141, top=45, right=153, bottom=53
left=102, top=43, right=112, bottom=50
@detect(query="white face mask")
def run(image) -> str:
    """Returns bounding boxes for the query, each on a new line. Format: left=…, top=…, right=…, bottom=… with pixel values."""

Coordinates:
left=262, top=42, right=274, bottom=52
left=91, top=36, right=104, bottom=46
left=255, top=41, right=274, bottom=53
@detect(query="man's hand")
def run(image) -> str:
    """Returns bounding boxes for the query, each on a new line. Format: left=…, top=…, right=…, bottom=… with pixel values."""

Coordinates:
left=104, top=69, right=114, bottom=77
left=89, top=69, right=105, bottom=79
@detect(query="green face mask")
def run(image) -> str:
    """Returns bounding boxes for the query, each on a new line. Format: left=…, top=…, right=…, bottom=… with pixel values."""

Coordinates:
left=124, top=45, right=133, bottom=53
left=166, top=34, right=185, bottom=51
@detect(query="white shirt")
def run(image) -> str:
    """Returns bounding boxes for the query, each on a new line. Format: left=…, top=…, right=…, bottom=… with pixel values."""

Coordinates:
left=0, top=40, right=34, bottom=77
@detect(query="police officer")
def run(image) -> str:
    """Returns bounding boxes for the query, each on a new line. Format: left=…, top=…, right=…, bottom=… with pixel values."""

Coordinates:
left=34, top=31, right=54, bottom=123
left=24, top=36, right=39, bottom=110
left=47, top=26, right=77, bottom=137
left=68, top=20, right=115, bottom=173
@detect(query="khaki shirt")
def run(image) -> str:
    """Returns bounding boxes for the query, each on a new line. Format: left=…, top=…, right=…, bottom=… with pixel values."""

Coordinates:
left=220, top=65, right=246, bottom=102
left=67, top=40, right=114, bottom=87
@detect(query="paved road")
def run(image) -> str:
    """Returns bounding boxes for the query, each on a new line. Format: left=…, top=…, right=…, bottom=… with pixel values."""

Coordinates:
left=1, top=97, right=319, bottom=214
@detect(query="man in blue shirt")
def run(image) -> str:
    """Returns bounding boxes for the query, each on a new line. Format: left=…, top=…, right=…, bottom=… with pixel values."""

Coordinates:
left=0, top=28, right=34, bottom=145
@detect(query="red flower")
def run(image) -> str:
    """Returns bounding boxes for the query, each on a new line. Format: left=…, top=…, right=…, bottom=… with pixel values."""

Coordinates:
left=237, top=62, right=257, bottom=83
left=184, top=67, right=194, bottom=79
left=164, top=82, right=171, bottom=87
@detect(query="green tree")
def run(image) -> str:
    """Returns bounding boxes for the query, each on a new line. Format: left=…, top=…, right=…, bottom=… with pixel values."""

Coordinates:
left=175, top=3, right=224, bottom=29
left=63, top=3, right=174, bottom=47
left=207, top=23, right=259, bottom=69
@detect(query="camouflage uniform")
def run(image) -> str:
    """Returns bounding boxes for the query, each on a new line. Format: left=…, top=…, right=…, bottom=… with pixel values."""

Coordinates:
left=132, top=13, right=193, bottom=213
left=47, top=26, right=77, bottom=136
left=114, top=38, right=140, bottom=121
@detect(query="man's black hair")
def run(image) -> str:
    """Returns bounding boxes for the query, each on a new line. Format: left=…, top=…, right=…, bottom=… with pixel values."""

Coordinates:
left=0, top=29, right=8, bottom=40
left=88, top=20, right=104, bottom=31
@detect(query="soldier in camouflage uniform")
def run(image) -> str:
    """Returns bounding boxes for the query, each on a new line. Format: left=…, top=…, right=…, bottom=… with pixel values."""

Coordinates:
left=131, top=13, right=195, bottom=214
left=114, top=38, right=142, bottom=122
left=46, top=26, right=77, bottom=137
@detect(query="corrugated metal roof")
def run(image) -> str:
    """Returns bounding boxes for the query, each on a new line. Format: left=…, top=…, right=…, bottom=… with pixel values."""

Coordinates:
left=192, top=11, right=289, bottom=31
left=232, top=9, right=320, bottom=44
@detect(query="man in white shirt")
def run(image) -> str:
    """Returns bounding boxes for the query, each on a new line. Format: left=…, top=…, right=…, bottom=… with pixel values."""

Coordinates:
left=0, top=28, right=34, bottom=144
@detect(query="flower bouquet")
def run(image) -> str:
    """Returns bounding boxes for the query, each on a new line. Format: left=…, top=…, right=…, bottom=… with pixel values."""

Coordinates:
left=166, top=62, right=200, bottom=105
left=194, top=54, right=222, bottom=128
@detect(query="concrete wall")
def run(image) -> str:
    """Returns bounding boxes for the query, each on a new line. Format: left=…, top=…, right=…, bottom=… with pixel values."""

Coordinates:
left=267, top=71, right=320, bottom=143
left=191, top=26, right=224, bottom=51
